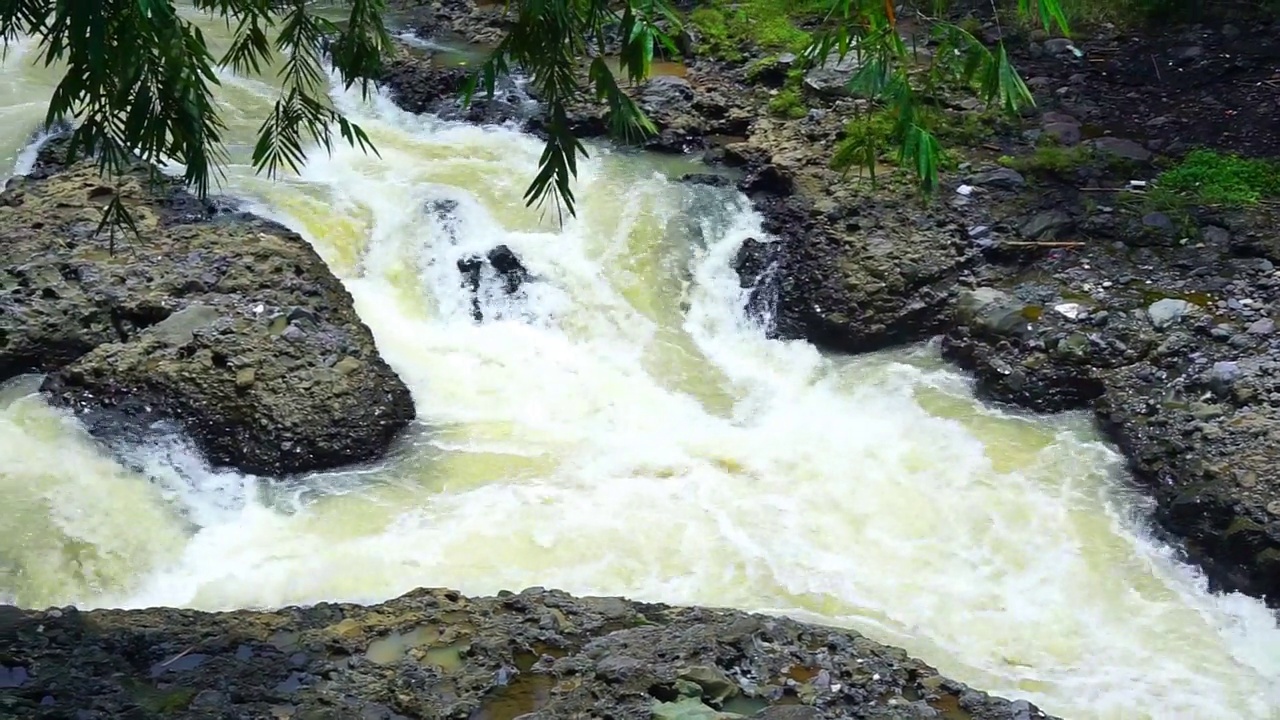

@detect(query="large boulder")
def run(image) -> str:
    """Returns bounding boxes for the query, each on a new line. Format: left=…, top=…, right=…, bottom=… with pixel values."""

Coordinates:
left=742, top=194, right=975, bottom=353
left=0, top=586, right=1059, bottom=720
left=0, top=141, right=415, bottom=476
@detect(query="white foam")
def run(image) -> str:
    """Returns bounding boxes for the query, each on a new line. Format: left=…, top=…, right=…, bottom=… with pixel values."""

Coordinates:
left=0, top=16, right=1277, bottom=719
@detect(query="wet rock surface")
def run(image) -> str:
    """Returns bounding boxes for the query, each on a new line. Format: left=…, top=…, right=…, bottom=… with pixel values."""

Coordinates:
left=0, top=587, right=1055, bottom=720
left=0, top=139, right=415, bottom=476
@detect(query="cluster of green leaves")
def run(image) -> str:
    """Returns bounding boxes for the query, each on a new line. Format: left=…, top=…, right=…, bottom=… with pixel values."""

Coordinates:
left=5, top=0, right=1075, bottom=233
left=1153, top=149, right=1280, bottom=206
left=0, top=0, right=393, bottom=238
left=462, top=0, right=679, bottom=220
left=813, top=0, right=1066, bottom=193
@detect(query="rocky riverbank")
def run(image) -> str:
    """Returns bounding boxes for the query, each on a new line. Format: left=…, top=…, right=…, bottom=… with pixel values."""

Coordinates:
left=0, top=587, right=1054, bottom=720
left=379, top=0, right=1280, bottom=607
left=0, top=138, right=416, bottom=476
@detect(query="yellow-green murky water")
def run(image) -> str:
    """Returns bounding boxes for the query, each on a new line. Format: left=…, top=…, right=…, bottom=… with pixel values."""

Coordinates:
left=1, top=13, right=1279, bottom=719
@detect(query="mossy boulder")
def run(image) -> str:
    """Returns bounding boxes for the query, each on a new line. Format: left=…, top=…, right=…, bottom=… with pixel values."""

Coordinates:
left=0, top=140, right=415, bottom=476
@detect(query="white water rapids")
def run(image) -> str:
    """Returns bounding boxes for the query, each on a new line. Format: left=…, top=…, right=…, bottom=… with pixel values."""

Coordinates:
left=1, top=13, right=1279, bottom=720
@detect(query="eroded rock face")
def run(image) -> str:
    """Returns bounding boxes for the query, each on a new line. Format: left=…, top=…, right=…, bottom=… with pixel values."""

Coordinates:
left=0, top=141, right=415, bottom=476
left=0, top=587, right=1056, bottom=720
left=741, top=193, right=974, bottom=353
left=940, top=214, right=1280, bottom=604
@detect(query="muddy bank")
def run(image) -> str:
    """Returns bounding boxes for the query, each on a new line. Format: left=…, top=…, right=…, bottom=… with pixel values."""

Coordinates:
left=0, top=587, right=1054, bottom=720
left=379, top=0, right=1280, bottom=606
left=0, top=138, right=415, bottom=476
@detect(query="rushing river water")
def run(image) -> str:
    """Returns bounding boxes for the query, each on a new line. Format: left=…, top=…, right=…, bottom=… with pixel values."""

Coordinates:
left=2, top=12, right=1279, bottom=720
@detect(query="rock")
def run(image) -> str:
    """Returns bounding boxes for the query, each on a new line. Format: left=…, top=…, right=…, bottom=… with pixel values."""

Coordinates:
left=968, top=167, right=1026, bottom=189
left=678, top=665, right=738, bottom=704
left=680, top=173, right=733, bottom=188
left=1148, top=298, right=1192, bottom=329
left=1085, top=137, right=1152, bottom=162
left=1042, top=121, right=1082, bottom=146
left=3, top=140, right=414, bottom=476
left=457, top=244, right=531, bottom=321
left=0, top=587, right=1056, bottom=720
left=750, top=196, right=972, bottom=353
left=1203, top=225, right=1231, bottom=244
left=1043, top=37, right=1077, bottom=55
left=1021, top=209, right=1073, bottom=239
left=1141, top=212, right=1176, bottom=235
left=955, top=287, right=1032, bottom=337
left=751, top=708, right=821, bottom=720
left=150, top=304, right=222, bottom=347
left=1247, top=318, right=1275, bottom=335
left=640, top=76, right=696, bottom=117
left=802, top=51, right=865, bottom=97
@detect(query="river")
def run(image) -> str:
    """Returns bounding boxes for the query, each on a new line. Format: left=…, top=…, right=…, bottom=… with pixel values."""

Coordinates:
left=1, top=10, right=1278, bottom=720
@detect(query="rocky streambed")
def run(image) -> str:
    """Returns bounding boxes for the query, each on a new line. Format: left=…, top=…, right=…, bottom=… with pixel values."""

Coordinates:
left=379, top=0, right=1280, bottom=608
left=0, top=588, right=1052, bottom=719
left=3, top=2, right=1279, bottom=719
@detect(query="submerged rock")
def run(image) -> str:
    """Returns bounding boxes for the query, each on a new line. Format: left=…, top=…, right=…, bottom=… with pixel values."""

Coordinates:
left=0, top=139, right=415, bottom=476
left=0, top=587, right=1058, bottom=720
left=457, top=244, right=531, bottom=321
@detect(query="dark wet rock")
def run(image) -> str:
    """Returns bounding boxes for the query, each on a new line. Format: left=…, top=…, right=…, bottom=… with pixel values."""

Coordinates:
left=1141, top=212, right=1176, bottom=235
left=1, top=140, right=414, bottom=477
left=749, top=195, right=973, bottom=353
left=680, top=173, right=733, bottom=188
left=967, top=167, right=1026, bottom=190
left=1042, top=121, right=1081, bottom=146
left=0, top=587, right=1056, bottom=720
left=1020, top=210, right=1073, bottom=240
left=457, top=244, right=531, bottom=321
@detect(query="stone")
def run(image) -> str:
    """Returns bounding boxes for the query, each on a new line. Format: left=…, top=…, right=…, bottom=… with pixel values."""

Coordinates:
left=235, top=367, right=257, bottom=390
left=956, top=288, right=1031, bottom=336
left=1042, top=122, right=1082, bottom=146
left=1203, top=225, right=1231, bottom=244
left=640, top=76, right=696, bottom=116
left=1021, top=210, right=1073, bottom=240
left=6, top=138, right=415, bottom=477
left=1086, top=137, right=1152, bottom=162
left=678, top=666, right=739, bottom=704
left=1268, top=501, right=1280, bottom=517
left=968, top=167, right=1026, bottom=189
left=1043, top=38, right=1076, bottom=55
left=1148, top=298, right=1192, bottom=329
left=802, top=52, right=865, bottom=97
left=751, top=708, right=821, bottom=720
left=1247, top=318, right=1276, bottom=336
left=1141, top=212, right=1176, bottom=235
left=1207, top=361, right=1241, bottom=395
left=149, top=304, right=222, bottom=347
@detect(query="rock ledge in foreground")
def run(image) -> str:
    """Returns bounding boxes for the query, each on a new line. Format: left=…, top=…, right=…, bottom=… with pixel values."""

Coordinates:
left=0, top=587, right=1056, bottom=720
left=0, top=140, right=415, bottom=476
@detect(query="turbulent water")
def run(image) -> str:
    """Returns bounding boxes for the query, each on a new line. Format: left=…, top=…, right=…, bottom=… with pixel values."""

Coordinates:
left=2, top=14, right=1279, bottom=720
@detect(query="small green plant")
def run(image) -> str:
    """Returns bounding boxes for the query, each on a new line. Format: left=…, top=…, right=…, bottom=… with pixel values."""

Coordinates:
left=1000, top=144, right=1094, bottom=175
left=1154, top=149, right=1280, bottom=206
left=830, top=109, right=900, bottom=179
left=767, top=89, right=808, bottom=119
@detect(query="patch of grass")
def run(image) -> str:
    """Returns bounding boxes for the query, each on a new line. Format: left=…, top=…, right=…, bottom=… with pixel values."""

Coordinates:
left=1153, top=149, right=1280, bottom=207
left=767, top=88, right=808, bottom=119
left=688, top=0, right=829, bottom=60
left=999, top=144, right=1094, bottom=175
